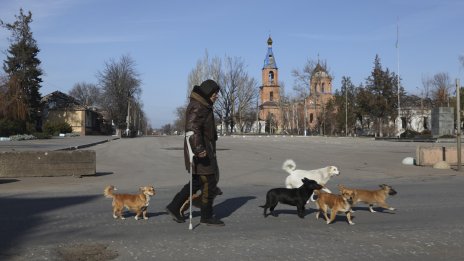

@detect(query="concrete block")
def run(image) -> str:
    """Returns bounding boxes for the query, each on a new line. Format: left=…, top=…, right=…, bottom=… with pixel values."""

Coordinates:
left=431, top=107, right=454, bottom=137
left=416, top=146, right=464, bottom=166
left=0, top=150, right=96, bottom=177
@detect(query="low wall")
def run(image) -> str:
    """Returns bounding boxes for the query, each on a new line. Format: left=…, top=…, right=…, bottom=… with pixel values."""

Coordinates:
left=0, top=150, right=96, bottom=177
left=416, top=146, right=464, bottom=166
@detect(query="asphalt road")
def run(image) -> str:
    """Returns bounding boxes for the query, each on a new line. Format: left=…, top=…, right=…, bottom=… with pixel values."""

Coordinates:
left=1, top=135, right=463, bottom=261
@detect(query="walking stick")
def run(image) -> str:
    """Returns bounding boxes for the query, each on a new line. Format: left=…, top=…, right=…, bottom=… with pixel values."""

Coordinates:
left=185, top=131, right=194, bottom=230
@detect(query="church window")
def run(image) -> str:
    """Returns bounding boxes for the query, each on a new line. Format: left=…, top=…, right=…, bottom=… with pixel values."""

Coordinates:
left=310, top=113, right=313, bottom=123
left=268, top=71, right=274, bottom=84
left=270, top=91, right=274, bottom=101
left=321, top=83, right=325, bottom=93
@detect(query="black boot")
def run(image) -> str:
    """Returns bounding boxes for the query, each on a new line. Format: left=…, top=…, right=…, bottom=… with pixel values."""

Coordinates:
left=166, top=189, right=189, bottom=223
left=200, top=217, right=225, bottom=226
left=200, top=202, right=225, bottom=227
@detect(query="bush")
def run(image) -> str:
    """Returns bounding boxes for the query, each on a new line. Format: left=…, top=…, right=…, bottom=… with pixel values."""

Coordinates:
left=417, top=129, right=433, bottom=138
left=43, top=121, right=73, bottom=136
left=421, top=129, right=432, bottom=136
left=32, top=131, right=52, bottom=139
left=400, top=129, right=420, bottom=139
left=0, top=119, right=26, bottom=137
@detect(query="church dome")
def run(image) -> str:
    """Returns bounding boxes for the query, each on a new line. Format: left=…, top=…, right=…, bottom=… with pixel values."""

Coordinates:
left=312, top=63, right=329, bottom=78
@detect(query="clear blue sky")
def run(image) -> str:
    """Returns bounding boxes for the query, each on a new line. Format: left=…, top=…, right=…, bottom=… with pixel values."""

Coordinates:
left=1, top=0, right=463, bottom=128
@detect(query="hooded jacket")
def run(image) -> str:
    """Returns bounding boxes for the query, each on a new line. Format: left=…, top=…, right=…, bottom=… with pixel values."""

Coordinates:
left=184, top=80, right=220, bottom=176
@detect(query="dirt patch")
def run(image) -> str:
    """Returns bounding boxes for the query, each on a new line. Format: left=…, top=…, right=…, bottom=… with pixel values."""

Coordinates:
left=55, top=243, right=118, bottom=261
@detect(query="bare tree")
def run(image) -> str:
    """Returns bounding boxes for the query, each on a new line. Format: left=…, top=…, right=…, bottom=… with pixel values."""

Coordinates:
left=221, top=56, right=245, bottom=133
left=160, top=124, right=173, bottom=135
left=235, top=75, right=258, bottom=132
left=68, top=82, right=101, bottom=107
left=0, top=74, right=28, bottom=121
left=0, top=74, right=9, bottom=118
left=98, top=54, right=142, bottom=134
left=459, top=55, right=464, bottom=68
left=188, top=51, right=212, bottom=96
left=420, top=75, right=432, bottom=100
left=291, top=59, right=331, bottom=98
left=185, top=53, right=257, bottom=134
left=429, top=72, right=451, bottom=107
left=173, top=103, right=187, bottom=134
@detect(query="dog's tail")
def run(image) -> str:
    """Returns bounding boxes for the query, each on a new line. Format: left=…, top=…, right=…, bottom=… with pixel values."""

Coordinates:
left=282, top=159, right=296, bottom=173
left=104, top=185, right=116, bottom=198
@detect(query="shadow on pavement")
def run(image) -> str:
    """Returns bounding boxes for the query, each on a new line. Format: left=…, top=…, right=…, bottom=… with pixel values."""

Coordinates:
left=352, top=206, right=396, bottom=214
left=0, top=195, right=100, bottom=257
left=214, top=196, right=256, bottom=219
left=0, top=179, right=20, bottom=184
left=81, top=172, right=114, bottom=178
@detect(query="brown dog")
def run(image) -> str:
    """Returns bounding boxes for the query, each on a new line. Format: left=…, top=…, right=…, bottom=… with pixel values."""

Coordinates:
left=179, top=193, right=202, bottom=218
left=179, top=187, right=223, bottom=218
left=104, top=185, right=156, bottom=220
left=314, top=190, right=356, bottom=225
left=338, top=184, right=397, bottom=213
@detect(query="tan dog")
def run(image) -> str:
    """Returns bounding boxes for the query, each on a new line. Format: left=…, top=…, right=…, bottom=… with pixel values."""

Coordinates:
left=179, top=187, right=223, bottom=218
left=338, top=184, right=397, bottom=213
left=179, top=193, right=201, bottom=218
left=314, top=190, right=356, bottom=225
left=104, top=185, right=155, bottom=220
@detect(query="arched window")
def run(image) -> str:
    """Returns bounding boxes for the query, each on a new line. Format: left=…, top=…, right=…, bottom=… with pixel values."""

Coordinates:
left=268, top=71, right=274, bottom=84
left=321, top=83, right=325, bottom=93
left=270, top=91, right=274, bottom=101
left=310, top=113, right=314, bottom=123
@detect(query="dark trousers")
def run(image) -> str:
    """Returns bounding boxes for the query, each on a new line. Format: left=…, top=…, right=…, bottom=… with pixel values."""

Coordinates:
left=167, top=174, right=218, bottom=219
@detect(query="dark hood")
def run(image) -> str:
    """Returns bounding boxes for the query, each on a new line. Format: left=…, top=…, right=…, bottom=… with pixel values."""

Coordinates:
left=192, top=79, right=220, bottom=104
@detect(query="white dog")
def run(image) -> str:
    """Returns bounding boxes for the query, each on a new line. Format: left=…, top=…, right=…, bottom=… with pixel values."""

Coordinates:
left=282, top=159, right=340, bottom=193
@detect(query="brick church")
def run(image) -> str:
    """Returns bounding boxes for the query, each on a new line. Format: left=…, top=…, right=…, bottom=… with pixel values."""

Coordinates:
left=258, top=36, right=334, bottom=134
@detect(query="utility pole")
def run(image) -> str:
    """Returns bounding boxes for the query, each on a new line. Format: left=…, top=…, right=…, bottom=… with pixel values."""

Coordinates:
left=345, top=85, right=348, bottom=136
left=457, top=79, right=461, bottom=171
left=126, top=97, right=130, bottom=137
left=397, top=18, right=401, bottom=136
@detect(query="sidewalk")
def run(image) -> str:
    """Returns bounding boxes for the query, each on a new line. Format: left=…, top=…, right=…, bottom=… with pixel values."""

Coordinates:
left=0, top=135, right=119, bottom=152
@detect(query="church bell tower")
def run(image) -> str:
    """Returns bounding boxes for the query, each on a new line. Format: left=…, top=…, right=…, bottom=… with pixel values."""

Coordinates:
left=259, top=36, right=282, bottom=133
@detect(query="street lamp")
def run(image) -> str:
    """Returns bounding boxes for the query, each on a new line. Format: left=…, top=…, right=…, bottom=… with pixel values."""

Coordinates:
left=126, top=91, right=131, bottom=137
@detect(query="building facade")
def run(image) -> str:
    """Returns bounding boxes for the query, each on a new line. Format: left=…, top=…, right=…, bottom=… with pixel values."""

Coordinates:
left=258, top=37, right=334, bottom=135
left=40, top=91, right=110, bottom=135
left=305, top=63, right=334, bottom=134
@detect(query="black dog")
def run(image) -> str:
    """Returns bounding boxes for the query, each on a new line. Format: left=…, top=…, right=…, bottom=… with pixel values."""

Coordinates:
left=260, top=178, right=323, bottom=218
